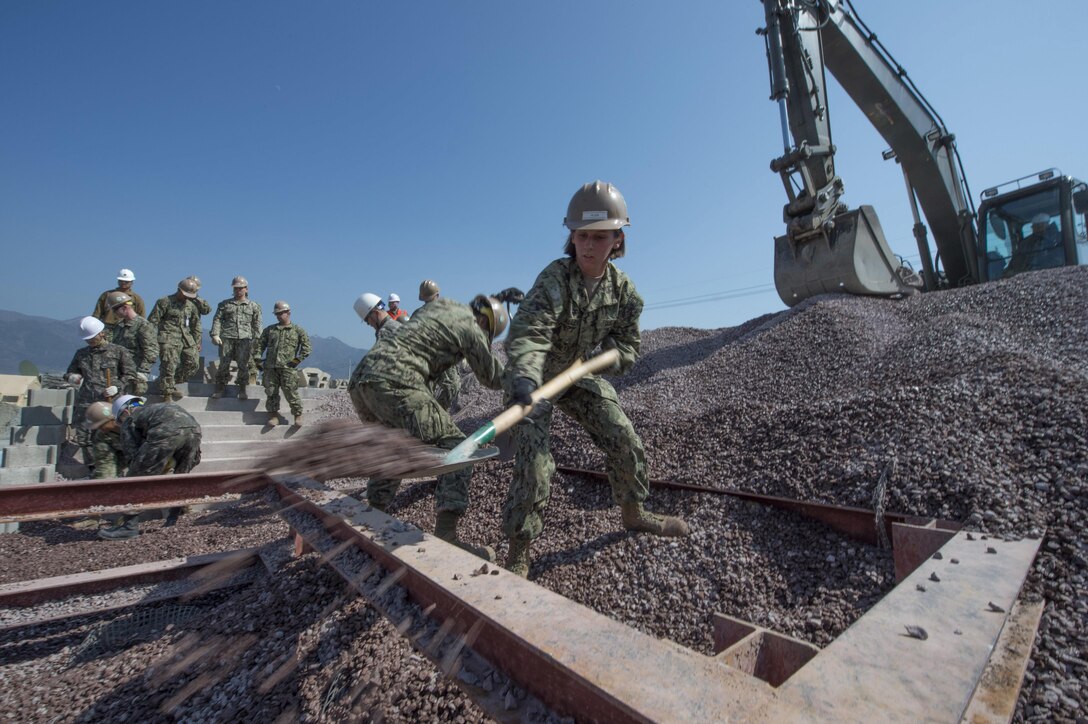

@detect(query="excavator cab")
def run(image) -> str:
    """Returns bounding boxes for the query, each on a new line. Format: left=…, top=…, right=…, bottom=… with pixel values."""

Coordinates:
left=977, top=170, right=1088, bottom=282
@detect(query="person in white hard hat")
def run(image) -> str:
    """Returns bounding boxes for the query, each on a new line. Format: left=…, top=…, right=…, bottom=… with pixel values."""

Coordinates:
left=386, top=292, right=409, bottom=322
left=348, top=292, right=405, bottom=425
left=93, top=268, right=146, bottom=325
left=66, top=316, right=137, bottom=470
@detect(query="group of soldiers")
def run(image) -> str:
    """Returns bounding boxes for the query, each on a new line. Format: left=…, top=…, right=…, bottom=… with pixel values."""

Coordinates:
left=347, top=181, right=690, bottom=577
left=62, top=180, right=692, bottom=570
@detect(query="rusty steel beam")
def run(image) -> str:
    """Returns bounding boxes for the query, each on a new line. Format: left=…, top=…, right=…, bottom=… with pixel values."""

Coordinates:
left=892, top=521, right=959, bottom=581
left=0, top=470, right=269, bottom=520
left=555, top=465, right=960, bottom=547
left=274, top=480, right=775, bottom=723
left=0, top=549, right=260, bottom=607
left=961, top=598, right=1046, bottom=723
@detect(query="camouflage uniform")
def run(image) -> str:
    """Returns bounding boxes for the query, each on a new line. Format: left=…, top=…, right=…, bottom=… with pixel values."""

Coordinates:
left=502, top=258, right=647, bottom=541
left=66, top=342, right=136, bottom=464
left=148, top=294, right=201, bottom=397
left=259, top=321, right=312, bottom=417
left=91, top=427, right=128, bottom=479
left=211, top=297, right=262, bottom=387
left=109, top=316, right=158, bottom=395
left=93, top=288, right=146, bottom=325
left=66, top=343, right=136, bottom=425
left=122, top=403, right=202, bottom=476
left=354, top=298, right=504, bottom=513
left=412, top=301, right=462, bottom=411
left=348, top=315, right=404, bottom=424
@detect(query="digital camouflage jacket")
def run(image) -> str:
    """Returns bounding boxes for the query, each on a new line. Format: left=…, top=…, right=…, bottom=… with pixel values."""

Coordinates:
left=211, top=298, right=263, bottom=340
left=259, top=323, right=312, bottom=369
left=109, top=315, right=158, bottom=373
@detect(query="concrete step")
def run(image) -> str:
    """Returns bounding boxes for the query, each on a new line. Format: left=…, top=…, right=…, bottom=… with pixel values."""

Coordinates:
left=0, top=465, right=55, bottom=483
left=28, top=388, right=74, bottom=407
left=18, top=406, right=73, bottom=426
left=192, top=457, right=264, bottom=473
left=171, top=396, right=326, bottom=414
left=1, top=444, right=56, bottom=467
left=10, top=425, right=66, bottom=445
left=199, top=439, right=284, bottom=460
left=165, top=382, right=339, bottom=400
left=199, top=424, right=314, bottom=442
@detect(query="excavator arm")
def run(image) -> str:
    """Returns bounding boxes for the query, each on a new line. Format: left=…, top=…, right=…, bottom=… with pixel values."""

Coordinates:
left=761, top=0, right=979, bottom=304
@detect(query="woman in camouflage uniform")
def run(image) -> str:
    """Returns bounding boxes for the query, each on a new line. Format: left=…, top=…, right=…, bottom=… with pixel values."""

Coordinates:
left=501, top=181, right=689, bottom=577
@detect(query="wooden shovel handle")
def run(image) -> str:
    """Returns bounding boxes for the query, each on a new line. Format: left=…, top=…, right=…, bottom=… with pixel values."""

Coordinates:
left=488, top=349, right=620, bottom=437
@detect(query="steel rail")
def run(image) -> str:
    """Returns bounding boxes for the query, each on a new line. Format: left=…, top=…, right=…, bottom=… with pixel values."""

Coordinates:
left=554, top=465, right=960, bottom=546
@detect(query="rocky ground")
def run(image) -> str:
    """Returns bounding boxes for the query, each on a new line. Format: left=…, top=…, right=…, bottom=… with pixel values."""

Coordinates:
left=1, top=266, right=1085, bottom=721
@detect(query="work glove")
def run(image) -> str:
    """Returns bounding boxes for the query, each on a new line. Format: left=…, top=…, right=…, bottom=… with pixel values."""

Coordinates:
left=288, top=358, right=302, bottom=368
left=495, top=287, right=525, bottom=306
left=211, top=335, right=222, bottom=346
left=67, top=373, right=83, bottom=386
left=511, top=377, right=536, bottom=407
left=104, top=385, right=119, bottom=398
left=136, top=371, right=148, bottom=382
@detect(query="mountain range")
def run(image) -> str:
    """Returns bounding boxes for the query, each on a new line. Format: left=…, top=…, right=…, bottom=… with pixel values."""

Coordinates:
left=0, top=309, right=368, bottom=380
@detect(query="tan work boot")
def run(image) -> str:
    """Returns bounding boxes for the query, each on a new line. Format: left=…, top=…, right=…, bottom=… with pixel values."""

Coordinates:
left=211, top=384, right=225, bottom=399
left=237, top=386, right=248, bottom=400
left=434, top=510, right=496, bottom=562
left=268, top=413, right=281, bottom=427
left=505, top=538, right=530, bottom=578
left=293, top=414, right=303, bottom=427
left=621, top=502, right=690, bottom=537
left=170, top=390, right=184, bottom=401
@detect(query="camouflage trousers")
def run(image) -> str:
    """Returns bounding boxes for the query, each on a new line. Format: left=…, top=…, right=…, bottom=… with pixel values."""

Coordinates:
left=433, top=364, right=461, bottom=412
left=264, top=367, right=302, bottom=416
left=158, top=341, right=200, bottom=394
left=91, top=430, right=128, bottom=479
left=355, top=378, right=471, bottom=514
left=127, top=429, right=202, bottom=476
left=501, top=378, right=649, bottom=541
left=215, top=339, right=254, bottom=386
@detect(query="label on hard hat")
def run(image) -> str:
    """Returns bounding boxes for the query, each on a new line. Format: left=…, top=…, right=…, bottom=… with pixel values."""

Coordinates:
left=582, top=211, right=608, bottom=220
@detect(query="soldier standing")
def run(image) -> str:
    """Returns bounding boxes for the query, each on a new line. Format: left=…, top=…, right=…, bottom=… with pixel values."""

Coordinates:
left=414, top=280, right=461, bottom=412
left=106, top=292, right=158, bottom=395
left=185, top=276, right=213, bottom=381
left=148, top=279, right=202, bottom=400
left=501, top=181, right=689, bottom=578
left=352, top=295, right=507, bottom=559
left=258, top=301, right=311, bottom=427
left=97, top=395, right=202, bottom=539
left=93, top=268, right=145, bottom=325
left=210, top=276, right=262, bottom=400
left=66, top=316, right=137, bottom=466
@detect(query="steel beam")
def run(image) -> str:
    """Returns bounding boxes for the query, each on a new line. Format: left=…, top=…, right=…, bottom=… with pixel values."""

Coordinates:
left=0, top=471, right=269, bottom=520
left=554, top=465, right=961, bottom=547
left=0, top=549, right=260, bottom=607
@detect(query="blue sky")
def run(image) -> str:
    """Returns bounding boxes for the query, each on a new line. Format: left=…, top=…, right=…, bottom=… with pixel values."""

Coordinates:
left=2, top=1, right=1084, bottom=347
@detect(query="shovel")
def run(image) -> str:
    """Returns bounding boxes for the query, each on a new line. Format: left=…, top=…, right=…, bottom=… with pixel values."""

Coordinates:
left=415, top=348, right=622, bottom=477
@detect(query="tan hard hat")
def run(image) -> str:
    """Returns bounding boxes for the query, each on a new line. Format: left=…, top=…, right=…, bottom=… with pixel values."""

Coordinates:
left=85, top=401, right=115, bottom=430
left=274, top=300, right=291, bottom=314
left=232, top=275, right=248, bottom=288
left=106, top=291, right=133, bottom=310
left=564, top=180, right=631, bottom=231
left=418, top=279, right=440, bottom=302
left=178, top=278, right=199, bottom=298
left=471, top=295, right=509, bottom=341
left=187, top=275, right=202, bottom=289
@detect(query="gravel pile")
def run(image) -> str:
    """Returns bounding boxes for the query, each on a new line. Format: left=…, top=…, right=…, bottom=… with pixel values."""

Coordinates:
left=3, top=266, right=1084, bottom=720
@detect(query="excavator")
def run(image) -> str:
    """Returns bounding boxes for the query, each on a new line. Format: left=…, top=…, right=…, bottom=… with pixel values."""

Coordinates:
left=760, top=0, right=1088, bottom=306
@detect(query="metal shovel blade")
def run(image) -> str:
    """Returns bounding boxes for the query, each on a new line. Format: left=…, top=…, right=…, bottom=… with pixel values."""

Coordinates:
left=405, top=447, right=499, bottom=478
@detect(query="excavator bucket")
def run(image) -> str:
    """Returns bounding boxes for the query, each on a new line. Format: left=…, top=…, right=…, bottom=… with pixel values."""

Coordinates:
left=774, top=206, right=916, bottom=306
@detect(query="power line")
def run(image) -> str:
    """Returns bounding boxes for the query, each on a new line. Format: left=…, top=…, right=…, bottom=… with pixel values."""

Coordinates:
left=644, top=282, right=777, bottom=311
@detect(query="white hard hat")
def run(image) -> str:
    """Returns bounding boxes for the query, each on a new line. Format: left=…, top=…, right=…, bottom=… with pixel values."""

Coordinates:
left=1032, top=212, right=1050, bottom=225
left=117, top=268, right=136, bottom=282
left=79, top=316, right=106, bottom=340
left=387, top=292, right=400, bottom=303
left=353, top=292, right=384, bottom=321
left=112, top=395, right=145, bottom=418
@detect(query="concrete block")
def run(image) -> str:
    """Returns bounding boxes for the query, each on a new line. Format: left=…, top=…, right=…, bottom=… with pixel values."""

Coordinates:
left=28, top=388, right=74, bottom=407
left=0, top=374, right=39, bottom=405
left=9, top=425, right=67, bottom=445
left=0, top=465, right=54, bottom=483
left=0, top=401, right=20, bottom=431
left=0, top=522, right=19, bottom=534
left=1, top=444, right=56, bottom=467
left=299, top=367, right=331, bottom=389
left=18, top=406, right=73, bottom=425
